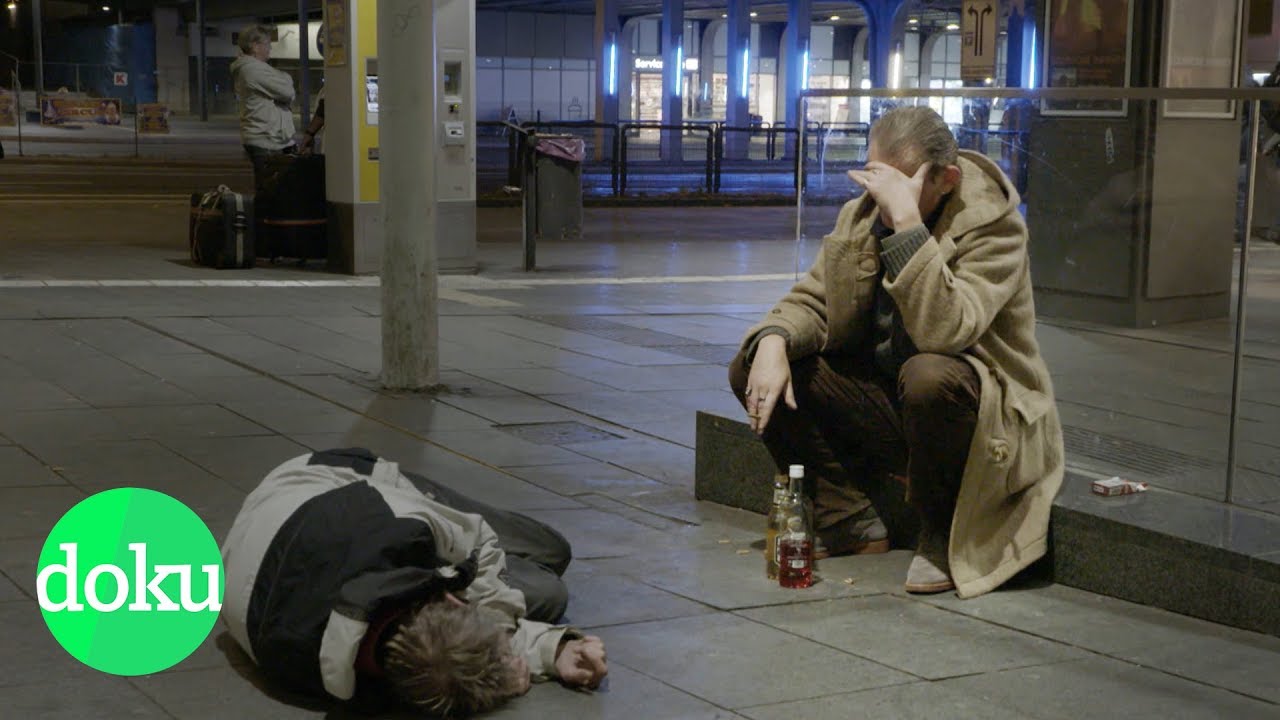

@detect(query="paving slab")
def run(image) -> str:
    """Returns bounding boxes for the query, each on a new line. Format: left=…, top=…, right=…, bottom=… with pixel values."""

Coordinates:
left=356, top=394, right=497, bottom=434
left=738, top=594, right=1087, bottom=680
left=0, top=535, right=44, bottom=598
left=222, top=399, right=375, bottom=435
left=936, top=657, right=1279, bottom=720
left=0, top=378, right=89, bottom=411
left=0, top=570, right=26, bottom=602
left=561, top=561, right=717, bottom=629
left=159, top=435, right=312, bottom=493
left=434, top=392, right=595, bottom=425
left=505, top=461, right=669, bottom=497
left=0, top=485, right=87, bottom=541
left=561, top=437, right=697, bottom=486
left=422, top=428, right=594, bottom=468
left=521, top=508, right=678, bottom=559
left=590, top=543, right=887, bottom=610
left=919, top=582, right=1280, bottom=691
left=0, top=674, right=172, bottom=720
left=486, top=663, right=744, bottom=720
left=464, top=367, right=622, bottom=395
left=602, top=613, right=913, bottom=709
left=739, top=681, right=1030, bottom=720
left=0, top=601, right=97, bottom=688
left=129, top=664, right=330, bottom=720
left=0, top=446, right=66, bottom=487
left=105, top=404, right=274, bottom=441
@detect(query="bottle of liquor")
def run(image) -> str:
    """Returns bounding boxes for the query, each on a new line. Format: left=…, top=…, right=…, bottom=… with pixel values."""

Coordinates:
left=778, top=516, right=813, bottom=588
left=765, top=474, right=789, bottom=579
left=786, top=464, right=813, bottom=545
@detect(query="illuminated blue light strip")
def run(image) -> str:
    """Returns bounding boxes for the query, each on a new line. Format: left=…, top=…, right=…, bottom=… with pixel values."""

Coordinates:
left=1028, top=29, right=1037, bottom=89
left=801, top=49, right=809, bottom=90
left=674, top=44, right=684, bottom=95
left=741, top=47, right=750, bottom=98
left=607, top=41, right=617, bottom=95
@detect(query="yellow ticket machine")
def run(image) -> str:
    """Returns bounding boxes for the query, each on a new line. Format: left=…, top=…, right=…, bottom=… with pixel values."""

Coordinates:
left=323, top=0, right=476, bottom=274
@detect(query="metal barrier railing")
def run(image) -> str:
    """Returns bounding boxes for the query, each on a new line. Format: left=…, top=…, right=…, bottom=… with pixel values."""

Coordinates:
left=617, top=122, right=715, bottom=196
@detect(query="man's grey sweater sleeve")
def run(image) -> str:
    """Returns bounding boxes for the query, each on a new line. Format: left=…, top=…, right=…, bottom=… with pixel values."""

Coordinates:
left=879, top=224, right=931, bottom=280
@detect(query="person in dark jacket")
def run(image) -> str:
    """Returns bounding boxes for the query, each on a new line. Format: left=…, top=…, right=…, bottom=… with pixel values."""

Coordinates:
left=221, top=448, right=607, bottom=716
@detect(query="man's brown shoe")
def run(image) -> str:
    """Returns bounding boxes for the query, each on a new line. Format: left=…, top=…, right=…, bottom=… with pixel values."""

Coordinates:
left=814, top=508, right=890, bottom=559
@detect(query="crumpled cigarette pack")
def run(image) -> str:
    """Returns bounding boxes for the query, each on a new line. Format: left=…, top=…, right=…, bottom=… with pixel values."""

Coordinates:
left=1091, top=477, right=1149, bottom=496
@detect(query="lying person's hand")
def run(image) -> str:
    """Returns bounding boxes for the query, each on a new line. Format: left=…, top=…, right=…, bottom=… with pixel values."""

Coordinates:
left=555, top=635, right=608, bottom=689
left=745, top=334, right=796, bottom=435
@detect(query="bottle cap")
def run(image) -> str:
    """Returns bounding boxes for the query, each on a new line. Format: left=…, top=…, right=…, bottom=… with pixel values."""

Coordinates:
left=789, top=464, right=804, bottom=479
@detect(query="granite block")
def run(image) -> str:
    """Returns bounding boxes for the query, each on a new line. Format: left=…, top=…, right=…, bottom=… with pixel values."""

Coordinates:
left=694, top=411, right=776, bottom=515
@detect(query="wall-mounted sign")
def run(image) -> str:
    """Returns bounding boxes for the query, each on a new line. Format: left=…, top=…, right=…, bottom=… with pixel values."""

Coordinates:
left=138, top=103, right=170, bottom=134
left=113, top=71, right=129, bottom=87
left=633, top=57, right=700, bottom=72
left=0, top=90, right=15, bottom=127
left=1042, top=0, right=1133, bottom=116
left=40, top=96, right=122, bottom=126
left=960, top=0, right=999, bottom=83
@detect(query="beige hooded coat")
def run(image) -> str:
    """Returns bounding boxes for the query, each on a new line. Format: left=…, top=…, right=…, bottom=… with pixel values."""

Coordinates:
left=742, top=150, right=1064, bottom=597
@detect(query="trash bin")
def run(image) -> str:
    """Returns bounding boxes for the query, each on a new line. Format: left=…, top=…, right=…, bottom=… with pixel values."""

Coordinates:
left=520, top=134, right=584, bottom=270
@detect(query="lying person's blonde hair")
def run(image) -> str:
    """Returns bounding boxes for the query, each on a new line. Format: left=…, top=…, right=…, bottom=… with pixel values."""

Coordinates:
left=383, top=603, right=523, bottom=717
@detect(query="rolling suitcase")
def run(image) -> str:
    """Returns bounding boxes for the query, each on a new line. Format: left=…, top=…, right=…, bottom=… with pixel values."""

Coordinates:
left=258, top=154, right=328, bottom=265
left=189, top=185, right=255, bottom=269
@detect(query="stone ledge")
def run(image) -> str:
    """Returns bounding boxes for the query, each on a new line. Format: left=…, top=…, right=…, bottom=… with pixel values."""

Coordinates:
left=1052, top=476, right=1280, bottom=637
left=695, top=410, right=1280, bottom=637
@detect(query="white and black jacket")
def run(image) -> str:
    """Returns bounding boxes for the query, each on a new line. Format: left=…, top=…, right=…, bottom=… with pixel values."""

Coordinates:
left=221, top=449, right=573, bottom=703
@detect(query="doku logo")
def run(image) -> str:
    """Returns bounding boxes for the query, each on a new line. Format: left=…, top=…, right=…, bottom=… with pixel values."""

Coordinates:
left=35, top=488, right=224, bottom=676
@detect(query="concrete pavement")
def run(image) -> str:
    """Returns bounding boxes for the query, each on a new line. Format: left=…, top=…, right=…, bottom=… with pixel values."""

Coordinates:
left=0, top=200, right=1277, bottom=718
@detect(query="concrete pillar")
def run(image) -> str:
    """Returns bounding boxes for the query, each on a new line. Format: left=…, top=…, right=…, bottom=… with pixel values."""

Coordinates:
left=783, top=0, right=810, bottom=129
left=31, top=0, right=43, bottom=95
left=724, top=0, right=750, bottom=159
left=377, top=0, right=438, bottom=390
left=660, top=0, right=683, bottom=161
left=595, top=0, right=621, bottom=126
left=299, top=0, right=311, bottom=128
left=196, top=0, right=207, bottom=120
left=594, top=0, right=620, bottom=162
left=698, top=20, right=718, bottom=118
left=1006, top=3, right=1037, bottom=88
left=859, top=0, right=907, bottom=89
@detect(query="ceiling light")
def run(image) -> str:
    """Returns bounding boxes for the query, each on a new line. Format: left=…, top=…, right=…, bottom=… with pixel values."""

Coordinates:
left=102, top=4, right=110, bottom=10
left=946, top=22, right=960, bottom=31
left=721, top=13, right=727, bottom=18
left=908, top=18, right=919, bottom=25
left=829, top=15, right=840, bottom=21
left=750, top=11, right=758, bottom=17
left=6, top=2, right=15, bottom=9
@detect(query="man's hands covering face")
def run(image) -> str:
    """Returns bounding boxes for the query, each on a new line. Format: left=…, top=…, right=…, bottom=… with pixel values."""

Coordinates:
left=847, top=160, right=932, bottom=230
left=555, top=635, right=608, bottom=690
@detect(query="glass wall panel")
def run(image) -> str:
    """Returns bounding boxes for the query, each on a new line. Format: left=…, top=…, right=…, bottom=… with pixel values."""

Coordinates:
left=799, top=90, right=1244, bottom=511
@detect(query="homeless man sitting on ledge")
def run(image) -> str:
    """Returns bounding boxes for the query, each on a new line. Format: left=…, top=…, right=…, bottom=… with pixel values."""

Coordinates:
left=221, top=448, right=608, bottom=717
left=731, top=105, right=1065, bottom=598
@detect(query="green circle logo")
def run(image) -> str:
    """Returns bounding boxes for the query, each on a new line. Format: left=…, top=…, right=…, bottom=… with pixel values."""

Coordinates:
left=35, top=488, right=224, bottom=676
